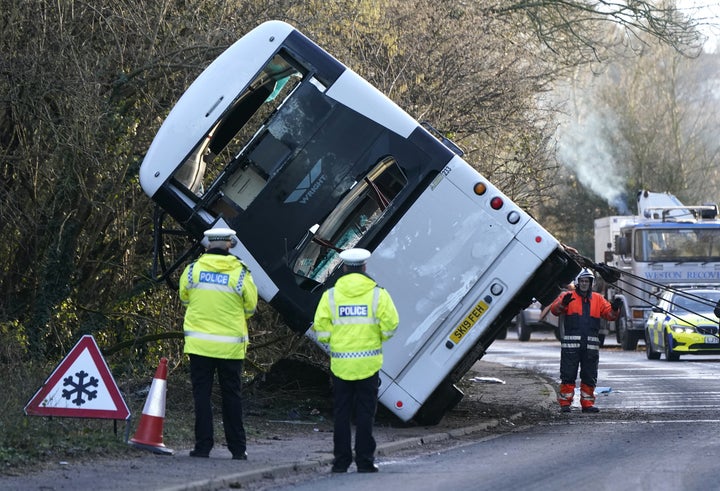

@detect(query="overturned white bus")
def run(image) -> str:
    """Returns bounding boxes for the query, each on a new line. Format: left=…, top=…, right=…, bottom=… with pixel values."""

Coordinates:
left=139, top=21, right=579, bottom=424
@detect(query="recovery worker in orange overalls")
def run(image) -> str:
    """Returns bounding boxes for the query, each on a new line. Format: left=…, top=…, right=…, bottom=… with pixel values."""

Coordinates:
left=550, top=268, right=621, bottom=413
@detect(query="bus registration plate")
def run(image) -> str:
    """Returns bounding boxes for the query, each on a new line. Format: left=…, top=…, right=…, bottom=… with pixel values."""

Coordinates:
left=450, top=299, right=489, bottom=344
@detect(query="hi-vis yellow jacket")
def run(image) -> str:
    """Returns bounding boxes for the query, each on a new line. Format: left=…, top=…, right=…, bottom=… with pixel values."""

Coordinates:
left=313, top=273, right=399, bottom=380
left=179, top=251, right=258, bottom=359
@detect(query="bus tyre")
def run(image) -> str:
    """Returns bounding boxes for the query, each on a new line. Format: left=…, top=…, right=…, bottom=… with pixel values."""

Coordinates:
left=413, top=382, right=464, bottom=426
left=517, top=313, right=531, bottom=342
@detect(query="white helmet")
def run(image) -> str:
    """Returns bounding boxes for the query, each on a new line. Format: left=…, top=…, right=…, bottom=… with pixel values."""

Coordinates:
left=575, top=268, right=595, bottom=287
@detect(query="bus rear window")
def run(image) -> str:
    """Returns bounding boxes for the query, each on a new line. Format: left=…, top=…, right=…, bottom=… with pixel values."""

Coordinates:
left=292, top=157, right=407, bottom=285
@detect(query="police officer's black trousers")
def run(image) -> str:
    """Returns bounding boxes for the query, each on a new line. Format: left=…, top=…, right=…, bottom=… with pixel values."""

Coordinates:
left=189, top=354, right=246, bottom=456
left=331, top=372, right=379, bottom=470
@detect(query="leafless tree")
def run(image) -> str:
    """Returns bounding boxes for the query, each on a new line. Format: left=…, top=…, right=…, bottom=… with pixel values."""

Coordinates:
left=0, top=0, right=709, bottom=360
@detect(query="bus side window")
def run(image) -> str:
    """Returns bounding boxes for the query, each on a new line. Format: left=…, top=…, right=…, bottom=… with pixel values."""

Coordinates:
left=291, top=157, right=408, bottom=288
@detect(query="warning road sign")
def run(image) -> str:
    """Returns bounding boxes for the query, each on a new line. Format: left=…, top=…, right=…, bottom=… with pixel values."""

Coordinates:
left=24, top=335, right=131, bottom=420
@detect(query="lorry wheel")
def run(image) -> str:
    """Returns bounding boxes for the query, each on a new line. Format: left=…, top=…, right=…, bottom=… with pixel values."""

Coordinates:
left=517, top=313, right=531, bottom=342
left=621, top=331, right=638, bottom=351
left=617, top=313, right=638, bottom=351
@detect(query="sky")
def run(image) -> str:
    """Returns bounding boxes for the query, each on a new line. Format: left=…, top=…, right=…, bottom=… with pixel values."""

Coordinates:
left=678, top=0, right=720, bottom=52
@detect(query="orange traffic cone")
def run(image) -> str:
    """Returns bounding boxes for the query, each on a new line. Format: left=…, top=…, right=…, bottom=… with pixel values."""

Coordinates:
left=129, top=357, right=174, bottom=455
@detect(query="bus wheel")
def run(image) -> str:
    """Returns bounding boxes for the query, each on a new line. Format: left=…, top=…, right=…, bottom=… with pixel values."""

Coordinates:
left=413, top=382, right=464, bottom=426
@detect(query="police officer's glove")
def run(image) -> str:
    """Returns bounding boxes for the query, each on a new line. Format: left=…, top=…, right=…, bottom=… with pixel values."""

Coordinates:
left=596, top=263, right=621, bottom=284
left=611, top=298, right=623, bottom=312
left=561, top=292, right=574, bottom=306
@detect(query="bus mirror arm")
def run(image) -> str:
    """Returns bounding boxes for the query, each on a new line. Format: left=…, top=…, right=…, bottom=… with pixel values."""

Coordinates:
left=292, top=224, right=343, bottom=254
left=305, top=224, right=344, bottom=253
left=312, top=235, right=343, bottom=253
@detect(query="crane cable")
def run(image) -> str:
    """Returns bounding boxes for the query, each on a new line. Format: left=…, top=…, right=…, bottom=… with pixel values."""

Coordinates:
left=566, top=250, right=720, bottom=331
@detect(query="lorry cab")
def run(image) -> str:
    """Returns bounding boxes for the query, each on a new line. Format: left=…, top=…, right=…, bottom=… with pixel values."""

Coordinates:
left=595, top=190, right=720, bottom=350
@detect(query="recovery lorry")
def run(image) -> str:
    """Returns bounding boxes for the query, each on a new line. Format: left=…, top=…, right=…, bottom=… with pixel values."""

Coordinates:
left=594, top=190, right=720, bottom=350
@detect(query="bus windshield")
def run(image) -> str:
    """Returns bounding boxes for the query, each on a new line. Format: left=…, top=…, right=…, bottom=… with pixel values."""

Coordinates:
left=635, top=228, right=720, bottom=262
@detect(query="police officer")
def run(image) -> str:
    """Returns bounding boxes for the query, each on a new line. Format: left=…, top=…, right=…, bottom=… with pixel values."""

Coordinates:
left=550, top=268, right=621, bottom=413
left=179, top=227, right=258, bottom=459
left=313, top=248, right=399, bottom=473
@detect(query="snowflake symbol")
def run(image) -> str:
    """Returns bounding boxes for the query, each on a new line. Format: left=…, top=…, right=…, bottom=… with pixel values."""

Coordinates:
left=62, top=370, right=99, bottom=406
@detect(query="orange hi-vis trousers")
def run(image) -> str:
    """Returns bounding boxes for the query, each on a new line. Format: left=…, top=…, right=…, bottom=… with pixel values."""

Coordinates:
left=558, top=383, right=575, bottom=407
left=558, top=382, right=596, bottom=408
left=579, top=382, right=595, bottom=408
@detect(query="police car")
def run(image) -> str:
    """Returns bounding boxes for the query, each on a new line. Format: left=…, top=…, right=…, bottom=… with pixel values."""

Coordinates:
left=645, top=286, right=720, bottom=361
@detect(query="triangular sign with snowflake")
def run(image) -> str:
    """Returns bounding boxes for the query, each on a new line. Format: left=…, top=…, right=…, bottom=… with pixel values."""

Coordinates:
left=24, top=335, right=131, bottom=420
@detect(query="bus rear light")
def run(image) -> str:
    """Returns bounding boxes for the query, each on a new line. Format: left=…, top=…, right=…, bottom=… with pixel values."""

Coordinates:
left=490, top=197, right=503, bottom=210
left=473, top=182, right=487, bottom=195
left=535, top=236, right=542, bottom=243
left=395, top=400, right=404, bottom=409
left=507, top=211, right=520, bottom=224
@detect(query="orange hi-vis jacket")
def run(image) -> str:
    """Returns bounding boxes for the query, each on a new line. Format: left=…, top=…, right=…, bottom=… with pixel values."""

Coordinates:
left=550, top=290, right=618, bottom=338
